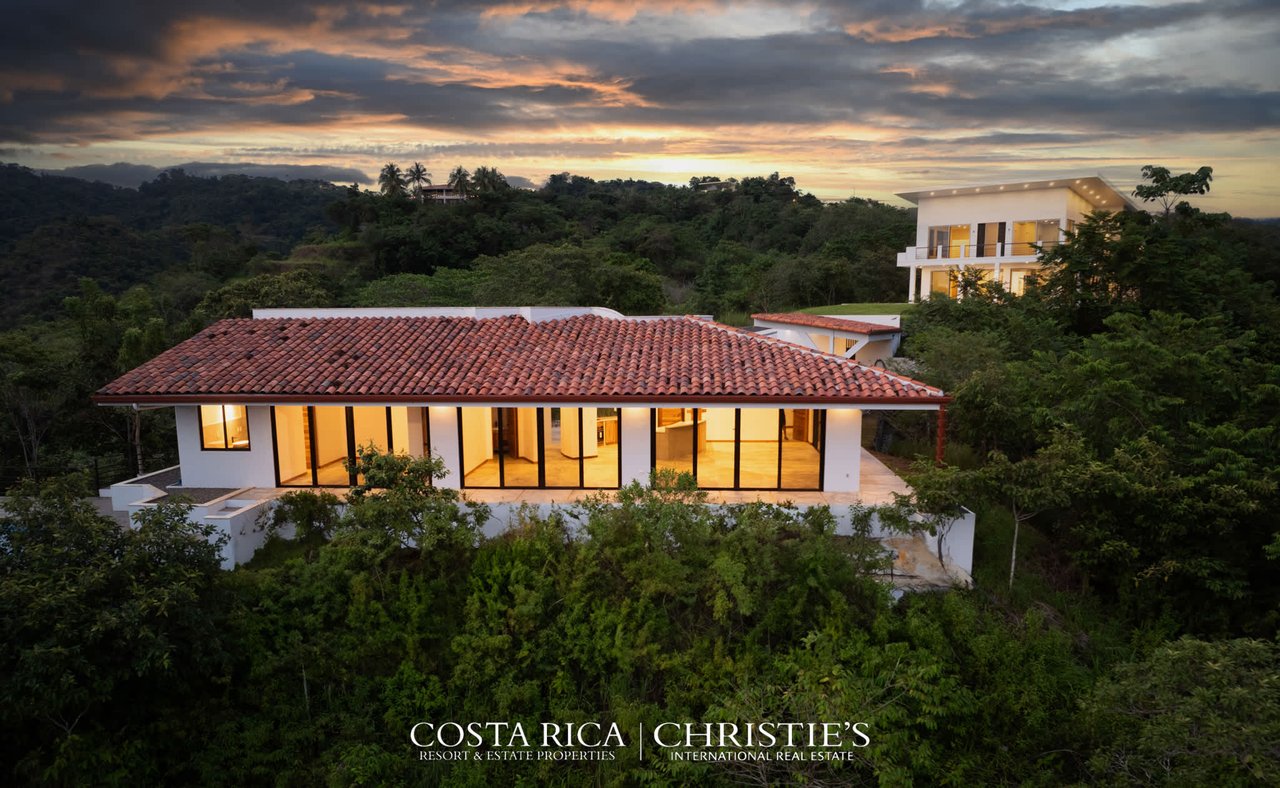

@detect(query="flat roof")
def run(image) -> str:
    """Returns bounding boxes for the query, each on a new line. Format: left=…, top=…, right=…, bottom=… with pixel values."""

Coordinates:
left=95, top=312, right=946, bottom=406
left=896, top=173, right=1137, bottom=211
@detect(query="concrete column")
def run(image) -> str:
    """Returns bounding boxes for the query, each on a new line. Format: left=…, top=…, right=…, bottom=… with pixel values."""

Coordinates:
left=427, top=406, right=461, bottom=488
left=620, top=407, right=652, bottom=486
left=822, top=408, right=863, bottom=493
left=908, top=264, right=917, bottom=302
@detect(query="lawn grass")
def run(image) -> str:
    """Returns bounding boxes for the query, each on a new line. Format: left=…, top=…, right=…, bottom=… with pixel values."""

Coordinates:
left=800, top=302, right=915, bottom=316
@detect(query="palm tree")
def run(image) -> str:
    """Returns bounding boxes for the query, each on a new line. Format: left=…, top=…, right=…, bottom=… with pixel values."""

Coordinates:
left=472, top=165, right=509, bottom=194
left=378, top=162, right=407, bottom=198
left=447, top=166, right=472, bottom=198
left=406, top=162, right=431, bottom=202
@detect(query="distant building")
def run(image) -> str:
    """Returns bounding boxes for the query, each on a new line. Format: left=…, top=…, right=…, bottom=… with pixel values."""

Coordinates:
left=692, top=180, right=737, bottom=192
left=420, top=183, right=468, bottom=203
left=895, top=174, right=1138, bottom=300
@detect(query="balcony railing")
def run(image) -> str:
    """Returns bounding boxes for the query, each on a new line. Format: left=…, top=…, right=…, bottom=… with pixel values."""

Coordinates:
left=904, top=240, right=1058, bottom=261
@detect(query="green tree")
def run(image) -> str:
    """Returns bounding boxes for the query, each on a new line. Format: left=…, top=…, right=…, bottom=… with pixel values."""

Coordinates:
left=0, top=477, right=228, bottom=784
left=194, top=269, right=333, bottom=320
left=447, top=165, right=472, bottom=197
left=377, top=162, right=407, bottom=198
left=472, top=165, right=509, bottom=194
left=405, top=162, right=431, bottom=202
left=1132, top=164, right=1214, bottom=218
left=1081, top=637, right=1280, bottom=785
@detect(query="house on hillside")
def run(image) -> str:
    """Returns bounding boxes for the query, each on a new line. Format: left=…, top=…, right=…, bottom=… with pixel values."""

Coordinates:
left=896, top=174, right=1138, bottom=300
left=751, top=312, right=902, bottom=366
left=420, top=183, right=468, bottom=203
left=95, top=307, right=972, bottom=579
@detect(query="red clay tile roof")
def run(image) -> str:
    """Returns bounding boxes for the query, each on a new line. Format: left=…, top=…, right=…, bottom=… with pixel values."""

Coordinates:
left=95, top=315, right=944, bottom=405
left=752, top=312, right=901, bottom=335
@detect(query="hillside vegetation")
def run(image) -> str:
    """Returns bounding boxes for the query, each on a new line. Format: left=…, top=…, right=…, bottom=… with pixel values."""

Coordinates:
left=1, top=163, right=1279, bottom=784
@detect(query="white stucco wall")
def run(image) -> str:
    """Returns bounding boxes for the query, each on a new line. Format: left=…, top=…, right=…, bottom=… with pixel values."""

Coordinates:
left=854, top=338, right=897, bottom=365
left=175, top=405, right=277, bottom=488
left=914, top=187, right=1075, bottom=247
left=822, top=408, right=863, bottom=493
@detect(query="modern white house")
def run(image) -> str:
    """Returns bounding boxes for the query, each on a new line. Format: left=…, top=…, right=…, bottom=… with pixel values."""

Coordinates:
left=95, top=307, right=972, bottom=580
left=896, top=174, right=1138, bottom=300
left=751, top=312, right=902, bottom=366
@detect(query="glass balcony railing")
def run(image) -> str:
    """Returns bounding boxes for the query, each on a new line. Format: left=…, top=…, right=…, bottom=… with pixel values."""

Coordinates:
left=907, top=240, right=1058, bottom=261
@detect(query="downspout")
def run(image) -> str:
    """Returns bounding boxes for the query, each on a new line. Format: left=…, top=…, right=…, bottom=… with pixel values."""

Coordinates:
left=934, top=404, right=947, bottom=465
left=132, top=404, right=144, bottom=477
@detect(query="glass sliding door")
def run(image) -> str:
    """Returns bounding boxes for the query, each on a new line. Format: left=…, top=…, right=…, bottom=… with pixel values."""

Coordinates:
left=698, top=408, right=736, bottom=489
left=583, top=408, right=620, bottom=488
left=737, top=408, right=781, bottom=488
left=781, top=409, right=823, bottom=490
left=273, top=405, right=312, bottom=486
left=312, top=406, right=350, bottom=485
left=459, top=405, right=619, bottom=489
left=546, top=407, right=580, bottom=487
left=650, top=407, right=825, bottom=491
left=498, top=407, right=541, bottom=487
left=653, top=407, right=699, bottom=479
left=273, top=404, right=414, bottom=487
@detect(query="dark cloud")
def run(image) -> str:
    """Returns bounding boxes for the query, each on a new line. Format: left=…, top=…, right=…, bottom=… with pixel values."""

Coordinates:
left=0, top=0, right=1275, bottom=163
left=39, top=161, right=369, bottom=188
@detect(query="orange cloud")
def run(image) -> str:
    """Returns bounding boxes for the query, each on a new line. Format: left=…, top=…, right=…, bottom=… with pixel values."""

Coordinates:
left=480, top=1, right=727, bottom=23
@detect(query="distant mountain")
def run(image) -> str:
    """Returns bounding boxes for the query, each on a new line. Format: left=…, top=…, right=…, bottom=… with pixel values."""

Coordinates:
left=38, top=161, right=369, bottom=189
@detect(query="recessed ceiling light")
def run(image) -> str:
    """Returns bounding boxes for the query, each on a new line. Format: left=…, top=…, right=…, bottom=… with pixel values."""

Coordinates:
left=1049, top=182, right=1055, bottom=186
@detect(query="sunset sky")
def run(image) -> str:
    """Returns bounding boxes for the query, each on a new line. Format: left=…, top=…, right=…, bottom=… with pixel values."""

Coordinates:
left=3, top=0, right=1278, bottom=215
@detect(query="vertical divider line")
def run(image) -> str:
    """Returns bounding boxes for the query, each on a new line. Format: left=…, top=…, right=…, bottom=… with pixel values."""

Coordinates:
left=776, top=409, right=783, bottom=489
left=345, top=406, right=357, bottom=486
left=536, top=407, right=546, bottom=489
left=733, top=408, right=741, bottom=489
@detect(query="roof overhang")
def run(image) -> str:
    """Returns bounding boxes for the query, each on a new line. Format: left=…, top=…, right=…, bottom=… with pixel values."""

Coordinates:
left=752, top=316, right=900, bottom=337
left=896, top=173, right=1138, bottom=212
left=93, top=393, right=949, bottom=408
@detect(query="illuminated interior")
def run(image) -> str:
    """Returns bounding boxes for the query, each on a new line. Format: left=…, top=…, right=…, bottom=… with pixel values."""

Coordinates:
left=273, top=405, right=411, bottom=486
left=199, top=404, right=250, bottom=450
left=461, top=406, right=620, bottom=489
left=654, top=407, right=823, bottom=490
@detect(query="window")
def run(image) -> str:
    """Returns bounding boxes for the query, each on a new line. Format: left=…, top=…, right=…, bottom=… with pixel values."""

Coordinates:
left=928, top=224, right=970, bottom=258
left=1011, top=220, right=1061, bottom=255
left=200, top=405, right=250, bottom=450
left=459, top=406, right=620, bottom=489
left=652, top=407, right=825, bottom=491
left=272, top=405, right=411, bottom=486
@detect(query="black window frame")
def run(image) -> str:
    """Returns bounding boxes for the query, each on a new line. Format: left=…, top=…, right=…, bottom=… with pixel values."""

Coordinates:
left=459, top=405, right=623, bottom=490
left=649, top=406, right=826, bottom=492
left=198, top=404, right=252, bottom=452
